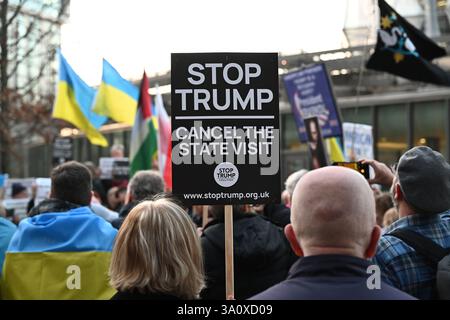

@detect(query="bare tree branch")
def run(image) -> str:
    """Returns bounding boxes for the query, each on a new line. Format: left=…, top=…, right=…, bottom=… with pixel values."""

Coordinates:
left=6, top=27, right=55, bottom=79
left=5, top=0, right=27, bottom=28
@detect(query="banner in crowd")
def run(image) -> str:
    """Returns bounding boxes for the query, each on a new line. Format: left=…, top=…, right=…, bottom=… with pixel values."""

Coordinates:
left=343, top=122, right=374, bottom=161
left=99, top=157, right=130, bottom=180
left=283, top=63, right=342, bottom=142
left=171, top=53, right=280, bottom=205
left=52, top=137, right=73, bottom=166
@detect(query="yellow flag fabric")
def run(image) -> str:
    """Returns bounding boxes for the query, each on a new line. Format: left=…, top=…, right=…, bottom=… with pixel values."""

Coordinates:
left=0, top=206, right=117, bottom=300
left=326, top=137, right=346, bottom=163
left=53, top=83, right=108, bottom=147
left=1, top=252, right=115, bottom=300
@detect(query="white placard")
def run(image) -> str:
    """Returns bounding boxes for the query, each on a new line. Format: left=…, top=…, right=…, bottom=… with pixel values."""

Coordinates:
left=343, top=122, right=374, bottom=161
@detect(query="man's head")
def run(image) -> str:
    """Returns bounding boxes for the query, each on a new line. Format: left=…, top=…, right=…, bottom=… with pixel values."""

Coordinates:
left=284, top=169, right=308, bottom=206
left=285, top=166, right=381, bottom=259
left=128, top=170, right=165, bottom=202
left=50, top=161, right=92, bottom=206
left=391, top=146, right=450, bottom=216
left=12, top=183, right=28, bottom=199
left=110, top=144, right=124, bottom=158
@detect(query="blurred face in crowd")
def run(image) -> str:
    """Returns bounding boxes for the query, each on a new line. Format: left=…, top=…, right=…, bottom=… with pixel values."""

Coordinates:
left=13, top=190, right=28, bottom=199
left=309, top=120, right=318, bottom=143
left=285, top=166, right=381, bottom=259
left=107, top=187, right=120, bottom=208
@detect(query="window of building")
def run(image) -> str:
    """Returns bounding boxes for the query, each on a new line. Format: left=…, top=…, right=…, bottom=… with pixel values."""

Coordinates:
left=282, top=113, right=307, bottom=151
left=413, top=100, right=448, bottom=158
left=377, top=104, right=408, bottom=165
left=340, top=106, right=372, bottom=125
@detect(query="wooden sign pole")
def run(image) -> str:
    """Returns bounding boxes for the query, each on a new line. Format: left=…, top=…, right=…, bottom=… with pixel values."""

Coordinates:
left=202, top=205, right=209, bottom=228
left=224, top=205, right=234, bottom=300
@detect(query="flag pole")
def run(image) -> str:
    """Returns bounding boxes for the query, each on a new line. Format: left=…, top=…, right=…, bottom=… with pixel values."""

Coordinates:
left=224, top=205, right=234, bottom=300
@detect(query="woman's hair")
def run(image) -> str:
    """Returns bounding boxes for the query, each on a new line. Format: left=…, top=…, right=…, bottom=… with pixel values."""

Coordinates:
left=109, top=198, right=205, bottom=299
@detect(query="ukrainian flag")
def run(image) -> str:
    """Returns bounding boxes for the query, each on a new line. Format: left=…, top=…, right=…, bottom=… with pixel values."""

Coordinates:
left=92, top=59, right=139, bottom=125
left=52, top=51, right=108, bottom=147
left=326, top=137, right=346, bottom=163
left=0, top=207, right=117, bottom=300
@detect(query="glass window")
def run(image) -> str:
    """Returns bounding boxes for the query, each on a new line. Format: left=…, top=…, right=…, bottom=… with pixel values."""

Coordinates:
left=377, top=104, right=408, bottom=165
left=282, top=113, right=305, bottom=151
left=413, top=101, right=448, bottom=158
left=340, top=106, right=372, bottom=125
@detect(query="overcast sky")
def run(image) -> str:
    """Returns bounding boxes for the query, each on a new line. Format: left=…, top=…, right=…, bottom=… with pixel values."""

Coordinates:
left=61, top=0, right=363, bottom=85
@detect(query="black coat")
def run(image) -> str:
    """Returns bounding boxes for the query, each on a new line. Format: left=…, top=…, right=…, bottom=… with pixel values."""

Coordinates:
left=200, top=213, right=297, bottom=300
left=250, top=255, right=416, bottom=300
left=111, top=202, right=138, bottom=230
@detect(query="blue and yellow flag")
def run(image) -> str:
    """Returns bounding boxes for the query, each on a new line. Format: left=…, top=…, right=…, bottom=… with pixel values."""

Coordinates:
left=0, top=207, right=117, bottom=299
left=52, top=51, right=108, bottom=147
left=92, top=59, right=139, bottom=125
left=326, top=137, right=346, bottom=163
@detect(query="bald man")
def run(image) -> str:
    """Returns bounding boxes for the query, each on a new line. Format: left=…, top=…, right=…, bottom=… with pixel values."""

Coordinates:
left=250, top=166, right=414, bottom=300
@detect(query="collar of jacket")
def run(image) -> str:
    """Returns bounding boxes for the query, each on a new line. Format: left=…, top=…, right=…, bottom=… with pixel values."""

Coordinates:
left=288, top=254, right=372, bottom=279
left=28, top=198, right=82, bottom=217
left=383, top=213, right=444, bottom=235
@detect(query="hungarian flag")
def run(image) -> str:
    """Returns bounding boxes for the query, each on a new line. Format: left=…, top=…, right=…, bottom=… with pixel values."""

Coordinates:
left=366, top=0, right=450, bottom=86
left=155, top=90, right=172, bottom=190
left=130, top=72, right=158, bottom=176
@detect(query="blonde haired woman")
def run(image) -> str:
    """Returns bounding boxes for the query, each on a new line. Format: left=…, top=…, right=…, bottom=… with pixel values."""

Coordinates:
left=109, top=198, right=205, bottom=300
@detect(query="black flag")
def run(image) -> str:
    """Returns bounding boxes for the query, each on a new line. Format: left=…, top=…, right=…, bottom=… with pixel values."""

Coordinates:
left=367, top=0, right=450, bottom=86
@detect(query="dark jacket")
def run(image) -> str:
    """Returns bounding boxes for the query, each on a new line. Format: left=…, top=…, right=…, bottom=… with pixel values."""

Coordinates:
left=111, top=290, right=181, bottom=300
left=28, top=198, right=81, bottom=217
left=111, top=201, right=138, bottom=229
left=262, top=203, right=291, bottom=228
left=200, top=212, right=297, bottom=300
left=250, top=255, right=416, bottom=300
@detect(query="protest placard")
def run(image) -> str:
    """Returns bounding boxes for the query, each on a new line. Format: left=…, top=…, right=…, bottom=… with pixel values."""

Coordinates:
left=99, top=157, right=130, bottom=180
left=52, top=137, right=73, bottom=166
left=283, top=63, right=342, bottom=142
left=171, top=53, right=280, bottom=205
left=172, top=52, right=280, bottom=300
left=343, top=122, right=374, bottom=161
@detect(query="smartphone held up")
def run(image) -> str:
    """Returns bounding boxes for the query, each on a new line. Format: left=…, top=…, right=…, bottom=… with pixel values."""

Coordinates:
left=332, top=161, right=370, bottom=180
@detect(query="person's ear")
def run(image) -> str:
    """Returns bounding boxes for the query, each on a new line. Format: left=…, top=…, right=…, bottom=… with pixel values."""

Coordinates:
left=394, top=183, right=404, bottom=201
left=364, top=225, right=381, bottom=258
left=125, top=191, right=132, bottom=204
left=284, top=224, right=304, bottom=257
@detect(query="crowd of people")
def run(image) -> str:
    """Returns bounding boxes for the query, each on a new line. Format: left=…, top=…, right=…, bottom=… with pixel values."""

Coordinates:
left=0, top=145, right=449, bottom=300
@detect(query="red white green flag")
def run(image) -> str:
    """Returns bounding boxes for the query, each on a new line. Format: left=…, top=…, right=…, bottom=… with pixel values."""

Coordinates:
left=130, top=71, right=157, bottom=176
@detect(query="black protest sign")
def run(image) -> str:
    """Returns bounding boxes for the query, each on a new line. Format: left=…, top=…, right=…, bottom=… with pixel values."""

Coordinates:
left=112, top=159, right=130, bottom=180
left=171, top=53, right=280, bottom=205
left=52, top=137, right=73, bottom=166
